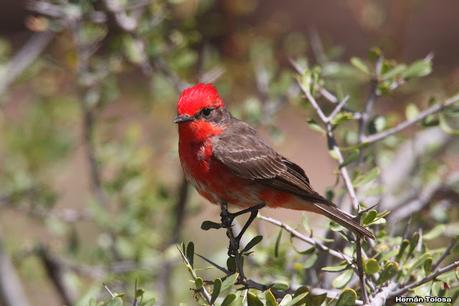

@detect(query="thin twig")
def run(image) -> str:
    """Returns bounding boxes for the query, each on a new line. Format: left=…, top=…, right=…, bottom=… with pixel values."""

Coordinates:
left=431, top=239, right=458, bottom=272
left=177, top=246, right=213, bottom=305
left=361, top=93, right=459, bottom=144
left=0, top=235, right=31, bottom=306
left=390, top=260, right=459, bottom=297
left=257, top=214, right=354, bottom=266
left=0, top=30, right=54, bottom=98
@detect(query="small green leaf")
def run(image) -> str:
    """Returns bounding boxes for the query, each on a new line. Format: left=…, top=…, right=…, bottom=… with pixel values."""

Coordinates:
left=201, top=220, right=222, bottom=230
left=227, top=257, right=236, bottom=273
left=186, top=242, right=194, bottom=267
left=322, top=261, right=349, bottom=272
left=274, top=228, right=283, bottom=258
left=353, top=167, right=380, bottom=187
left=107, top=297, right=123, bottom=306
left=424, top=256, right=433, bottom=275
left=304, top=291, right=327, bottom=306
left=221, top=293, right=237, bottom=306
left=396, top=239, right=410, bottom=261
left=279, top=294, right=292, bottom=306
left=307, top=118, right=325, bottom=134
left=285, top=292, right=308, bottom=306
left=362, top=209, right=378, bottom=225
left=332, top=269, right=354, bottom=289
left=265, top=289, right=278, bottom=306
left=195, top=277, right=203, bottom=289
left=303, top=253, right=318, bottom=269
left=336, top=288, right=357, bottom=306
left=242, top=235, right=263, bottom=253
left=378, top=262, right=399, bottom=284
left=368, top=47, right=382, bottom=62
left=382, top=64, right=407, bottom=80
left=405, top=103, right=420, bottom=121
left=210, top=279, right=222, bottom=304
left=350, top=57, right=369, bottom=74
left=331, top=112, right=354, bottom=126
left=272, top=281, right=289, bottom=291
left=365, top=258, right=380, bottom=275
left=424, top=224, right=446, bottom=240
left=247, top=292, right=263, bottom=306
left=402, top=59, right=432, bottom=79
left=220, top=273, right=238, bottom=295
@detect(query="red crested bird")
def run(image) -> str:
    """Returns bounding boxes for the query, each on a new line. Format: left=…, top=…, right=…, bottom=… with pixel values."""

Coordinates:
left=175, top=83, right=374, bottom=239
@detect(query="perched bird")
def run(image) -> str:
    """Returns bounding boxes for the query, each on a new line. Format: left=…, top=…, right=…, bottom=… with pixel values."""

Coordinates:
left=175, top=83, right=374, bottom=239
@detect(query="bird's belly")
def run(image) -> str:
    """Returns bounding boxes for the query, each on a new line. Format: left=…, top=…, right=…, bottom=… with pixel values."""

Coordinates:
left=179, top=142, right=313, bottom=210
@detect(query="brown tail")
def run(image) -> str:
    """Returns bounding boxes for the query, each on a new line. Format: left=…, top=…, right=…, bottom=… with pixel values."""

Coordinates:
left=314, top=202, right=375, bottom=239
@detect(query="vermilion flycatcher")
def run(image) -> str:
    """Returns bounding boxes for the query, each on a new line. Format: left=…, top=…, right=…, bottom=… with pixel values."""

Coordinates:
left=175, top=83, right=374, bottom=239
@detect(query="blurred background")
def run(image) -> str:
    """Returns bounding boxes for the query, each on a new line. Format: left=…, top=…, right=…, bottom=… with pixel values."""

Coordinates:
left=0, top=0, right=458, bottom=305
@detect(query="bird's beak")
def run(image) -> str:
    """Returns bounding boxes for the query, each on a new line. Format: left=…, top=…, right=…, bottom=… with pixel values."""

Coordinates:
left=174, top=114, right=194, bottom=123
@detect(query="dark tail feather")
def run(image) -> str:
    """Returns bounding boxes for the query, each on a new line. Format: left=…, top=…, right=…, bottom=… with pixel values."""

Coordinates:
left=314, top=203, right=375, bottom=239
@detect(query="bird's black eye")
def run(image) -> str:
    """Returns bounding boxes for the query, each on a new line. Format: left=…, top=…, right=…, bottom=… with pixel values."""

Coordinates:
left=201, top=108, right=213, bottom=117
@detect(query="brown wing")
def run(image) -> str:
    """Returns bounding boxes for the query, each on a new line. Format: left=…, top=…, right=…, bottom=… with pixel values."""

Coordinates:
left=212, top=118, right=375, bottom=239
left=211, top=119, right=331, bottom=205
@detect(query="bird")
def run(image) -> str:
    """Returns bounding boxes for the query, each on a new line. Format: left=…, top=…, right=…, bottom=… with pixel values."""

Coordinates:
left=175, top=83, right=374, bottom=240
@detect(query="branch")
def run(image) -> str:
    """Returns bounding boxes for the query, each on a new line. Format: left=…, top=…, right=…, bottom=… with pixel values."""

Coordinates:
left=0, top=236, right=31, bottom=306
left=0, top=30, right=54, bottom=98
left=361, top=93, right=459, bottom=144
left=177, top=246, right=212, bottom=305
left=257, top=214, right=354, bottom=266
left=390, top=260, right=459, bottom=298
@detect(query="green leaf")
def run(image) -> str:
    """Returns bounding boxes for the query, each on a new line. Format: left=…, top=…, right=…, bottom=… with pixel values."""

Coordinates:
left=195, top=277, right=203, bottom=289
left=274, top=228, right=283, bottom=257
left=378, top=262, right=399, bottom=284
left=336, top=288, right=357, bottom=306
left=439, top=113, right=459, bottom=136
left=350, top=57, right=369, bottom=74
left=284, top=292, right=308, bottom=306
left=322, top=261, right=349, bottom=272
left=424, top=256, right=433, bottom=275
left=353, top=167, right=380, bottom=187
left=331, top=112, right=354, bottom=126
left=368, top=47, right=382, bottom=62
left=382, top=64, right=407, bottom=80
left=307, top=118, right=325, bottom=135
left=221, top=293, right=237, bottom=306
left=227, top=257, right=236, bottom=273
left=272, top=281, right=289, bottom=291
left=402, top=59, right=432, bottom=79
left=107, top=297, right=123, bottom=306
left=279, top=294, right=292, bottom=306
left=265, top=289, right=279, bottom=306
left=186, top=242, right=194, bottom=267
left=201, top=220, right=222, bottom=230
left=362, top=209, right=378, bottom=226
left=340, top=149, right=360, bottom=168
left=332, top=269, right=354, bottom=288
left=220, top=273, right=238, bottom=295
left=405, top=103, right=420, bottom=121
left=304, top=292, right=327, bottom=306
left=424, top=224, right=446, bottom=240
left=365, top=258, right=380, bottom=275
left=396, top=239, right=410, bottom=261
left=303, top=253, right=318, bottom=269
left=407, top=232, right=420, bottom=258
left=242, top=235, right=263, bottom=253
left=210, top=279, right=222, bottom=304
left=247, top=292, right=263, bottom=306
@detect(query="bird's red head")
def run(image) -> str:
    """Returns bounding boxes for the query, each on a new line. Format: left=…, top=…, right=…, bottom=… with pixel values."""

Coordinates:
left=175, top=83, right=227, bottom=142
left=176, top=83, right=224, bottom=118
